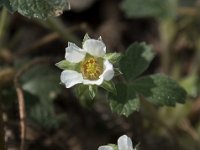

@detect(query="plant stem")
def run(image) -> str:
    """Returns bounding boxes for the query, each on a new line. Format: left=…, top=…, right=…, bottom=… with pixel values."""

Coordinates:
left=159, top=19, right=176, bottom=74
left=45, top=17, right=81, bottom=45
left=0, top=7, right=8, bottom=47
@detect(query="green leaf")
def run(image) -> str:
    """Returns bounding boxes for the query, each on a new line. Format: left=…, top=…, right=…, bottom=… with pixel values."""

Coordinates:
left=131, top=74, right=187, bottom=106
left=100, top=81, right=116, bottom=95
left=28, top=102, right=65, bottom=129
left=24, top=91, right=63, bottom=129
left=108, top=83, right=140, bottom=117
left=75, top=84, right=97, bottom=100
left=21, top=65, right=64, bottom=129
left=104, top=53, right=122, bottom=64
left=119, top=42, right=155, bottom=81
left=22, top=65, right=61, bottom=102
left=121, top=0, right=176, bottom=19
left=74, top=85, right=93, bottom=106
left=10, top=0, right=70, bottom=19
left=75, top=84, right=88, bottom=97
left=55, top=60, right=78, bottom=70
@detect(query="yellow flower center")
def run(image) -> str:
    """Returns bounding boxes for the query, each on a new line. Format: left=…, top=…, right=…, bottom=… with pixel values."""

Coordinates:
left=81, top=56, right=103, bottom=80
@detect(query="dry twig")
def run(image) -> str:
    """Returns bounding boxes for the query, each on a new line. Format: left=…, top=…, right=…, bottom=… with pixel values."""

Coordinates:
left=14, top=57, right=54, bottom=150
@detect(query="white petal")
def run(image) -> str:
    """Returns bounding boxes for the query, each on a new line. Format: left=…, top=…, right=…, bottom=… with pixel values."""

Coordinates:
left=100, top=60, right=114, bottom=81
left=98, top=146, right=113, bottom=150
left=65, top=42, right=86, bottom=63
left=118, top=135, right=133, bottom=150
left=61, top=70, right=83, bottom=88
left=83, top=39, right=106, bottom=57
left=83, top=77, right=104, bottom=85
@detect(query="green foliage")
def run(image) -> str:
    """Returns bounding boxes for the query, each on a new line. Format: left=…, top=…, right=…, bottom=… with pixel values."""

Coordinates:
left=1, top=62, right=64, bottom=129
left=22, top=66, right=61, bottom=101
left=100, top=81, right=116, bottom=95
left=27, top=102, right=65, bottom=129
left=24, top=91, right=64, bottom=129
left=119, top=42, right=155, bottom=81
left=131, top=74, right=187, bottom=106
left=22, top=65, right=63, bottom=129
left=109, top=42, right=186, bottom=116
left=55, top=39, right=187, bottom=117
left=4, top=0, right=70, bottom=19
left=108, top=83, right=140, bottom=117
left=121, top=0, right=176, bottom=19
left=75, top=84, right=97, bottom=100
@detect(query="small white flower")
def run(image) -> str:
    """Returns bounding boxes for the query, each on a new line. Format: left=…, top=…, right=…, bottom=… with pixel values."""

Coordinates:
left=117, top=135, right=134, bottom=150
left=98, top=135, right=135, bottom=150
left=60, top=37, right=114, bottom=88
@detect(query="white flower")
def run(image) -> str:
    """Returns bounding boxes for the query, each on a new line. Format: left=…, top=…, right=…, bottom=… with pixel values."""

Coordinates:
left=60, top=38, right=114, bottom=88
left=117, top=135, right=134, bottom=150
left=98, top=135, right=135, bottom=150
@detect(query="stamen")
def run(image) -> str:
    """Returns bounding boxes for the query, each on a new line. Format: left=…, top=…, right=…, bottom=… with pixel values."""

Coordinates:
left=81, top=57, right=103, bottom=80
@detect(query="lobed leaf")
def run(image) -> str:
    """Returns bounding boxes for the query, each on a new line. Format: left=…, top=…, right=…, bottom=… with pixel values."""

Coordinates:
left=10, top=0, right=70, bottom=19
left=21, top=65, right=63, bottom=129
left=131, top=74, right=187, bottom=106
left=27, top=102, right=65, bottom=129
left=22, top=65, right=61, bottom=102
left=108, top=83, right=140, bottom=117
left=119, top=42, right=155, bottom=81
